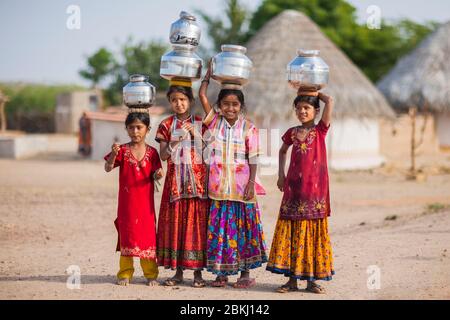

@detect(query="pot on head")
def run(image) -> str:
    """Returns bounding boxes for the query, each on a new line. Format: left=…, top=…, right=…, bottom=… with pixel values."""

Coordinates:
left=123, top=74, right=156, bottom=107
left=211, top=44, right=253, bottom=86
left=160, top=44, right=203, bottom=81
left=287, top=49, right=329, bottom=91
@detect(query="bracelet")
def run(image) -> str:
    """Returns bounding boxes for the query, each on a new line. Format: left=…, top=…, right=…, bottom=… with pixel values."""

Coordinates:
left=167, top=144, right=173, bottom=153
left=202, top=78, right=210, bottom=83
left=248, top=179, right=256, bottom=184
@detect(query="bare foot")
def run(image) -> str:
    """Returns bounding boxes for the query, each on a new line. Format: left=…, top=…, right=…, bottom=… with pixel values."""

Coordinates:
left=306, top=281, right=326, bottom=294
left=164, top=268, right=184, bottom=286
left=211, top=276, right=228, bottom=287
left=117, top=278, right=129, bottom=286
left=276, top=278, right=298, bottom=293
left=147, top=279, right=159, bottom=287
left=192, top=270, right=206, bottom=288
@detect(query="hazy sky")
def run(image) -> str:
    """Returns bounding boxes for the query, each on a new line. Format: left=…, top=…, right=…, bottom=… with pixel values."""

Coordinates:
left=0, top=0, right=448, bottom=86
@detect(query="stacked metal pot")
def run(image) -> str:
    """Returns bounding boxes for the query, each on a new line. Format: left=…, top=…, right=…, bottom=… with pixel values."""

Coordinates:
left=286, top=49, right=329, bottom=92
left=160, top=11, right=203, bottom=82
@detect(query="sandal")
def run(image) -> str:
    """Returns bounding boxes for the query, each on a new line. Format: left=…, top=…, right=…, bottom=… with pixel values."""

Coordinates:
left=192, top=279, right=207, bottom=288
left=233, top=278, right=256, bottom=289
left=163, top=277, right=184, bottom=286
left=306, top=282, right=326, bottom=294
left=276, top=284, right=299, bottom=293
left=211, top=276, right=228, bottom=287
left=117, top=278, right=130, bottom=286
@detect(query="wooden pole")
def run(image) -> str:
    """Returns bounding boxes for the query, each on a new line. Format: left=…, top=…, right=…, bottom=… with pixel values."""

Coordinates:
left=409, top=106, right=417, bottom=175
left=0, top=92, right=8, bottom=132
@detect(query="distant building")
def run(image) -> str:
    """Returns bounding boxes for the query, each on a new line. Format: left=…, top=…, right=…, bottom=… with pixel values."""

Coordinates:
left=85, top=106, right=167, bottom=160
left=378, top=21, right=450, bottom=151
left=55, top=89, right=102, bottom=134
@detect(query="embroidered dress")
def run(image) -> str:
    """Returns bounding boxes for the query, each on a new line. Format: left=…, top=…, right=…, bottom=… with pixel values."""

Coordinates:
left=155, top=115, right=209, bottom=270
left=267, top=120, right=334, bottom=280
left=279, top=120, right=331, bottom=220
left=104, top=144, right=161, bottom=260
left=203, top=110, right=267, bottom=275
left=203, top=109, right=264, bottom=203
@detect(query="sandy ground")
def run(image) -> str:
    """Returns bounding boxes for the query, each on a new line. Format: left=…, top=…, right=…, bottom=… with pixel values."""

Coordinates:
left=1, top=135, right=450, bottom=300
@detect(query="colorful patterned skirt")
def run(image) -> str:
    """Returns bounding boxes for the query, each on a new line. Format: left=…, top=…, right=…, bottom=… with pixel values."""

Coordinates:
left=207, top=200, right=268, bottom=276
left=157, top=197, right=209, bottom=270
left=266, top=217, right=334, bottom=281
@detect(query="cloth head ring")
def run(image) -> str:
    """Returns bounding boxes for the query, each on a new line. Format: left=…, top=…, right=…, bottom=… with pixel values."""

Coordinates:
left=297, top=90, right=319, bottom=97
left=221, top=83, right=243, bottom=91
left=169, top=79, right=193, bottom=88
left=128, top=107, right=149, bottom=114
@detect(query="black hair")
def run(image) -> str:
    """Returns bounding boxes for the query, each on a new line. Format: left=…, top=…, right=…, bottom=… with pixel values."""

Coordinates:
left=125, top=112, right=150, bottom=128
left=215, top=89, right=246, bottom=111
left=293, top=95, right=320, bottom=110
left=166, top=85, right=195, bottom=103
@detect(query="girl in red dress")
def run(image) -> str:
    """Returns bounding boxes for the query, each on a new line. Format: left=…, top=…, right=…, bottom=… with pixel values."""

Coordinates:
left=104, top=110, right=163, bottom=286
left=267, top=91, right=335, bottom=294
left=155, top=83, right=209, bottom=288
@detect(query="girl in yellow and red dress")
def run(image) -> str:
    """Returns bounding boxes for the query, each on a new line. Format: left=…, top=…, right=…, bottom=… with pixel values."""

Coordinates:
left=104, top=110, right=163, bottom=286
left=267, top=91, right=335, bottom=294
left=155, top=81, right=210, bottom=288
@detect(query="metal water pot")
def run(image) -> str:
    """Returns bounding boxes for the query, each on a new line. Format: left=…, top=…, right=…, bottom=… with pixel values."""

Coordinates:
left=169, top=11, right=201, bottom=48
left=160, top=44, right=203, bottom=81
left=211, top=45, right=253, bottom=86
left=286, top=50, right=329, bottom=91
left=123, top=74, right=156, bottom=107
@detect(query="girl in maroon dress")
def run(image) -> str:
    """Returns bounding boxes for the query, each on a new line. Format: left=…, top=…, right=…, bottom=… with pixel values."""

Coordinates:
left=156, top=84, right=209, bottom=288
left=104, top=110, right=163, bottom=286
left=267, top=91, right=335, bottom=294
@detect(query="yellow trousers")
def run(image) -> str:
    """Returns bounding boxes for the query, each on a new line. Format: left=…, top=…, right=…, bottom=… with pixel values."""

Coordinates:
left=117, top=256, right=159, bottom=280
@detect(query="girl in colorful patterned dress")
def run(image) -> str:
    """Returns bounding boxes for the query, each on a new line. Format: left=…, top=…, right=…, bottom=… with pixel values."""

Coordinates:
left=104, top=110, right=164, bottom=286
left=155, top=83, right=209, bottom=288
left=199, top=65, right=267, bottom=289
left=266, top=91, right=335, bottom=294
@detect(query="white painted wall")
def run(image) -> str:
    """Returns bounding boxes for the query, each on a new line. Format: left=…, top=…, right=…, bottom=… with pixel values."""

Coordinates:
left=90, top=115, right=165, bottom=160
left=0, top=135, right=48, bottom=159
left=436, top=114, right=450, bottom=148
left=256, top=116, right=385, bottom=172
left=327, top=118, right=385, bottom=170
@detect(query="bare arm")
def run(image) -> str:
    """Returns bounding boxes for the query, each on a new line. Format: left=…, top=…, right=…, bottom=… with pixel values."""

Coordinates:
left=159, top=140, right=182, bottom=161
left=104, top=143, right=120, bottom=172
left=319, top=92, right=334, bottom=127
left=277, top=143, right=290, bottom=192
left=244, top=162, right=258, bottom=201
left=104, top=155, right=116, bottom=172
left=199, top=61, right=213, bottom=115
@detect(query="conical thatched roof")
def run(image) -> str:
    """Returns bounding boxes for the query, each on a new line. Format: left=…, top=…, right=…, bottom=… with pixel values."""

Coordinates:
left=377, top=21, right=450, bottom=113
left=208, top=10, right=395, bottom=121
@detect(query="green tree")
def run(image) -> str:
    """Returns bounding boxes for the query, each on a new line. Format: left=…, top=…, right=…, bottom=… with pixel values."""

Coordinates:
left=105, top=39, right=169, bottom=106
left=79, top=48, right=115, bottom=88
left=196, top=0, right=250, bottom=53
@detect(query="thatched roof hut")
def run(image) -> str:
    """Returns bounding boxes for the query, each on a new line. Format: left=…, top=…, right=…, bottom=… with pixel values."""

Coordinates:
left=207, top=10, right=394, bottom=121
left=378, top=21, right=450, bottom=149
left=377, top=21, right=450, bottom=113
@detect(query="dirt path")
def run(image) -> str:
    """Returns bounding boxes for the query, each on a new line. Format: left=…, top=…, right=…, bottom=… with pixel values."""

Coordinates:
left=1, top=146, right=450, bottom=299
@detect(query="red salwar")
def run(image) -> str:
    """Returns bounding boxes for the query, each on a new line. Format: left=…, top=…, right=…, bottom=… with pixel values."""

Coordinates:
left=104, top=144, right=162, bottom=260
left=156, top=115, right=209, bottom=270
